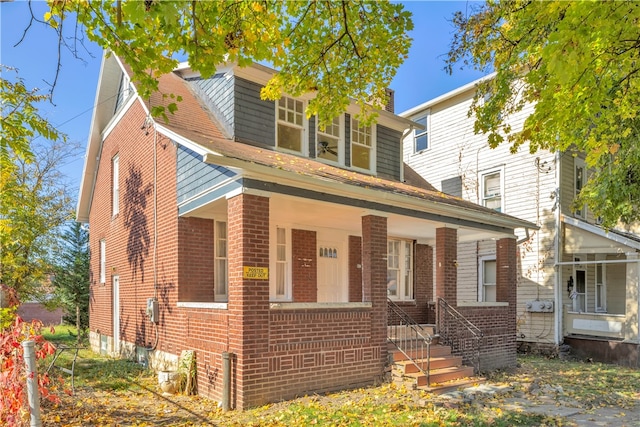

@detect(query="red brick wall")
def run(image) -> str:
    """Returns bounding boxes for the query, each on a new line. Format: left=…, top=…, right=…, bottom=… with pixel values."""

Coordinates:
left=348, top=236, right=362, bottom=302
left=454, top=237, right=518, bottom=371
left=177, top=217, right=214, bottom=302
left=292, top=229, right=317, bottom=302
left=435, top=227, right=457, bottom=303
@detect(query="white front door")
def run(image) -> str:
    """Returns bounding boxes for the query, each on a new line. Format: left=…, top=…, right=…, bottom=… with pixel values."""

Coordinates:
left=317, top=240, right=346, bottom=302
left=112, top=275, right=120, bottom=355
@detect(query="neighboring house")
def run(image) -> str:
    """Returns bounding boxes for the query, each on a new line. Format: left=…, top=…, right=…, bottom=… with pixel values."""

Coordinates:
left=402, top=76, right=640, bottom=366
left=76, top=54, right=533, bottom=409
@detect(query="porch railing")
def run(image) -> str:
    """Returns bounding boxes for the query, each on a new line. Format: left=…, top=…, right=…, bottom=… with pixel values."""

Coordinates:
left=437, top=298, right=483, bottom=374
left=387, top=298, right=433, bottom=386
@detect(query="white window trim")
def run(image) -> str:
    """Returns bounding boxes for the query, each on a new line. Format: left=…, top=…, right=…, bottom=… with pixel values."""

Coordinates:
left=214, top=220, right=228, bottom=302
left=112, top=154, right=120, bottom=217
left=100, top=239, right=106, bottom=284
left=574, top=157, right=586, bottom=219
left=270, top=225, right=292, bottom=301
left=572, top=257, right=587, bottom=312
left=350, top=118, right=376, bottom=174
left=480, top=165, right=505, bottom=213
left=276, top=96, right=308, bottom=156
left=316, top=115, right=344, bottom=166
left=413, top=111, right=429, bottom=153
left=387, top=238, right=414, bottom=301
left=595, top=261, right=606, bottom=313
left=478, top=255, right=497, bottom=303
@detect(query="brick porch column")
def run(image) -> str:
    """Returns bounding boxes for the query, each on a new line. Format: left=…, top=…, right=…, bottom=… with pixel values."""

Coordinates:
left=435, top=227, right=457, bottom=304
left=415, top=243, right=434, bottom=323
left=496, top=237, right=517, bottom=336
left=227, top=193, right=270, bottom=410
left=361, top=215, right=387, bottom=366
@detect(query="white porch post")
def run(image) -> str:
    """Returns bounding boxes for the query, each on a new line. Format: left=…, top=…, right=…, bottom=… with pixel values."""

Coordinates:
left=625, top=252, right=640, bottom=342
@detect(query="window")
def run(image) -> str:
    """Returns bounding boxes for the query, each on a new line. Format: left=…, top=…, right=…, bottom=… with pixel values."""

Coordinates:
left=387, top=239, right=413, bottom=301
left=316, top=116, right=343, bottom=164
left=574, top=158, right=586, bottom=219
left=351, top=118, right=375, bottom=172
left=112, top=154, right=119, bottom=216
left=480, top=167, right=504, bottom=212
left=595, top=262, right=606, bottom=312
left=215, top=221, right=228, bottom=301
left=277, top=96, right=305, bottom=153
left=478, top=257, right=496, bottom=302
left=271, top=227, right=290, bottom=300
left=114, top=74, right=132, bottom=113
left=100, top=239, right=106, bottom=284
left=414, top=113, right=429, bottom=153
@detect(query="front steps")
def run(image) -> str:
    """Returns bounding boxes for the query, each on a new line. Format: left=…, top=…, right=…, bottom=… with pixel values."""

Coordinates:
left=388, top=325, right=482, bottom=394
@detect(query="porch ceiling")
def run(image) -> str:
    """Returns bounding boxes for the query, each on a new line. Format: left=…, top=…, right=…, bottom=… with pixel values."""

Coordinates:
left=184, top=192, right=511, bottom=244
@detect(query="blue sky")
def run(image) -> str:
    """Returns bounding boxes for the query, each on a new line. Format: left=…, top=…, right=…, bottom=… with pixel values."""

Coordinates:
left=1, top=1, right=485, bottom=195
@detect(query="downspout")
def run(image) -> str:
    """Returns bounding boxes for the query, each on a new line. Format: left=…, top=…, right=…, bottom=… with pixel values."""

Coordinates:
left=553, top=151, right=562, bottom=346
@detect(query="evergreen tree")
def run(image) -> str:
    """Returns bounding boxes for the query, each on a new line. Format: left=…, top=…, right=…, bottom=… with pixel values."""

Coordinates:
left=52, top=222, right=90, bottom=342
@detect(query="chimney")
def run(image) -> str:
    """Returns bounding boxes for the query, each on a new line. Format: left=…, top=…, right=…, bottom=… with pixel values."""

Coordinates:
left=384, top=88, right=395, bottom=113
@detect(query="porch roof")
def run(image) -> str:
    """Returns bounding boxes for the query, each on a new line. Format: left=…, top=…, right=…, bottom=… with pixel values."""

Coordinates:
left=562, top=215, right=640, bottom=253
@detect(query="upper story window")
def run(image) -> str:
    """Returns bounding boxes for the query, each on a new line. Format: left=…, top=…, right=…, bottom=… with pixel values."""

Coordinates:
left=316, top=116, right=343, bottom=164
left=351, top=118, right=375, bottom=172
left=99, top=239, right=106, bottom=284
left=277, top=96, right=306, bottom=154
left=114, top=73, right=132, bottom=114
left=215, top=221, right=228, bottom=302
left=480, top=166, right=504, bottom=212
left=414, top=113, right=429, bottom=153
left=112, top=154, right=120, bottom=217
left=574, top=158, right=586, bottom=219
left=387, top=239, right=413, bottom=301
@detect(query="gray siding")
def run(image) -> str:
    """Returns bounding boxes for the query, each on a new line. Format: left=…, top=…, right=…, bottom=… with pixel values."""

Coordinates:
left=441, top=176, right=463, bottom=197
left=309, top=116, right=317, bottom=157
left=176, top=145, right=237, bottom=204
left=234, top=77, right=275, bottom=146
left=376, top=125, right=401, bottom=180
left=187, top=74, right=234, bottom=137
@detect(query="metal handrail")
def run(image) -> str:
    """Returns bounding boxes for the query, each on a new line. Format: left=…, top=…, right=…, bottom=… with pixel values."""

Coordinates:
left=437, top=298, right=483, bottom=374
left=387, top=298, right=433, bottom=386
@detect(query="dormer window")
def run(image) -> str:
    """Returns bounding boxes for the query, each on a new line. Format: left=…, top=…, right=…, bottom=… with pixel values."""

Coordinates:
left=316, top=115, right=343, bottom=164
left=351, top=118, right=375, bottom=172
left=277, top=96, right=306, bottom=154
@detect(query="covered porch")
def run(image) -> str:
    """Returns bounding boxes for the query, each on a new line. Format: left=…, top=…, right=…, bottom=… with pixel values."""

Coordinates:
left=559, top=216, right=640, bottom=366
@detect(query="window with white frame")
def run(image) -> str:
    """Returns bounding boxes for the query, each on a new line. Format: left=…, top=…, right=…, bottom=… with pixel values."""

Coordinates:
left=214, top=221, right=228, bottom=301
left=574, top=158, right=586, bottom=219
left=271, top=227, right=291, bottom=300
left=350, top=118, right=374, bottom=172
left=595, top=262, right=606, bottom=312
left=112, top=154, right=120, bottom=216
left=414, top=113, right=429, bottom=153
left=478, top=256, right=496, bottom=302
left=480, top=167, right=504, bottom=212
left=100, top=239, right=106, bottom=284
left=316, top=116, right=343, bottom=164
left=387, top=239, right=413, bottom=301
left=114, top=73, right=132, bottom=113
left=572, top=259, right=586, bottom=312
left=277, top=96, right=305, bottom=153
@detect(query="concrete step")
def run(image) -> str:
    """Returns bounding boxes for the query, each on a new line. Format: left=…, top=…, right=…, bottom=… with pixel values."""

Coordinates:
left=418, top=377, right=486, bottom=395
left=406, top=365, right=475, bottom=387
left=393, top=355, right=463, bottom=374
left=389, top=345, right=452, bottom=361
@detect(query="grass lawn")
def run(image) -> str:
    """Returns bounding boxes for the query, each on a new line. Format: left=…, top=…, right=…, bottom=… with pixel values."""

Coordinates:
left=38, top=327, right=640, bottom=426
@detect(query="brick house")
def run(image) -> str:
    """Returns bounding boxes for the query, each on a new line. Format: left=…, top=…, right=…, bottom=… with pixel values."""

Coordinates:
left=76, top=54, right=534, bottom=409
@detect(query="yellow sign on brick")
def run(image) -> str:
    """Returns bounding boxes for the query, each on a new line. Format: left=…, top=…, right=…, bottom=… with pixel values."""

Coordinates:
left=243, top=266, right=269, bottom=280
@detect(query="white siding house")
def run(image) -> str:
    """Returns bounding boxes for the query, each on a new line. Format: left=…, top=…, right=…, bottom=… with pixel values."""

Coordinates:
left=402, top=77, right=640, bottom=364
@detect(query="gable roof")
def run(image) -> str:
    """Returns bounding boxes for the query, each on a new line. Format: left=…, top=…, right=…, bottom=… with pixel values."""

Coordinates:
left=77, top=54, right=535, bottom=234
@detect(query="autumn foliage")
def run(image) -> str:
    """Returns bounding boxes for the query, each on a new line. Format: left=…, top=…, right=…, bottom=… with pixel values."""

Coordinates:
left=0, top=285, right=58, bottom=426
